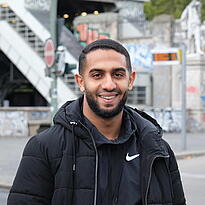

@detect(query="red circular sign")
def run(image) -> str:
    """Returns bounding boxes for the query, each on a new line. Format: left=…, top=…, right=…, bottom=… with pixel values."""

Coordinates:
left=44, top=39, right=55, bottom=68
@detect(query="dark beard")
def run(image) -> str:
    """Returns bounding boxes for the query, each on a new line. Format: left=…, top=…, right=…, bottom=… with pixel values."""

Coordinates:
left=85, top=92, right=127, bottom=119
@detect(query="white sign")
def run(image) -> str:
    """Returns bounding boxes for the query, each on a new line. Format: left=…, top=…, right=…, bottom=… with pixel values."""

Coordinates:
left=24, top=0, right=50, bottom=11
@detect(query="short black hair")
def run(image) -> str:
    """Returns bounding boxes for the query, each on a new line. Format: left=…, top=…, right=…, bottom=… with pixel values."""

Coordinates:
left=78, top=39, right=132, bottom=74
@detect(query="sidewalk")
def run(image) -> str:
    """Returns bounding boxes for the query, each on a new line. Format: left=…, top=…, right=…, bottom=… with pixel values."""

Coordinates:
left=0, top=136, right=29, bottom=189
left=0, top=132, right=205, bottom=189
left=163, top=132, right=205, bottom=157
left=164, top=132, right=205, bottom=151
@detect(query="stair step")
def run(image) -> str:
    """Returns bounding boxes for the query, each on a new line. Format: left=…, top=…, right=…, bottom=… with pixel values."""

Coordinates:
left=35, top=47, right=44, bottom=51
left=0, top=6, right=45, bottom=60
left=17, top=22, right=26, bottom=27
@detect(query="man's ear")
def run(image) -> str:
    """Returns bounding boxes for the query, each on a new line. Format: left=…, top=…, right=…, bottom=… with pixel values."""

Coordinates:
left=128, top=72, right=136, bottom=91
left=75, top=74, right=85, bottom=92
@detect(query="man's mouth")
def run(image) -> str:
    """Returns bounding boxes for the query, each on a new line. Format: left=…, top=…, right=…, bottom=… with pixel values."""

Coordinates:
left=99, top=95, right=117, bottom=100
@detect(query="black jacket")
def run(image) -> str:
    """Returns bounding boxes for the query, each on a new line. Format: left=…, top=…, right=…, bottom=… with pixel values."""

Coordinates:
left=7, top=97, right=186, bottom=205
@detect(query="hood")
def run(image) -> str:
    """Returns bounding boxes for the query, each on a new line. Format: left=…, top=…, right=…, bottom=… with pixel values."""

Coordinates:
left=53, top=96, right=96, bottom=149
left=53, top=97, right=167, bottom=158
left=53, top=96, right=84, bottom=130
left=125, top=106, right=163, bottom=137
left=124, top=106, right=168, bottom=157
left=53, top=96, right=162, bottom=135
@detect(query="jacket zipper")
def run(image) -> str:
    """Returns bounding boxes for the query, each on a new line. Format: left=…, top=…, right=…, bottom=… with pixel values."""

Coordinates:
left=144, top=154, right=170, bottom=205
left=79, top=122, right=98, bottom=205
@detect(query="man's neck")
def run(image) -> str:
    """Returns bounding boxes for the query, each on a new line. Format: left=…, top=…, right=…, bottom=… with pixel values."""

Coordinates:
left=90, top=113, right=123, bottom=140
left=83, top=104, right=123, bottom=140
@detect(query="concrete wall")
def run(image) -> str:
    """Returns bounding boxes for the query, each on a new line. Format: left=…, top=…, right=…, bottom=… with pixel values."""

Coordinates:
left=73, top=12, right=118, bottom=45
left=72, top=10, right=205, bottom=127
left=150, top=15, right=174, bottom=108
left=144, top=108, right=205, bottom=132
left=186, top=56, right=205, bottom=124
left=0, top=107, right=51, bottom=137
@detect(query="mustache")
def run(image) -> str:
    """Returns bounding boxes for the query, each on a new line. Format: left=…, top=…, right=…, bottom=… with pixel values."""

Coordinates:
left=97, top=89, right=122, bottom=94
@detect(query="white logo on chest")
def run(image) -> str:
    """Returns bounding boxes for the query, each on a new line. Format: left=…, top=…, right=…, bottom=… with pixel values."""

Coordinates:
left=126, top=153, right=140, bottom=161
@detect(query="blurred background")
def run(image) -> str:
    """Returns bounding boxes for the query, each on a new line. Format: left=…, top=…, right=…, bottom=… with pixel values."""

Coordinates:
left=0, top=0, right=205, bottom=204
left=0, top=0, right=205, bottom=136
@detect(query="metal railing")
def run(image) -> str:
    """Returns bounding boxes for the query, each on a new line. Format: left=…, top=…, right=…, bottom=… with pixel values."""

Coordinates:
left=0, top=4, right=147, bottom=105
left=0, top=4, right=79, bottom=99
left=63, top=73, right=81, bottom=97
left=0, top=5, right=44, bottom=58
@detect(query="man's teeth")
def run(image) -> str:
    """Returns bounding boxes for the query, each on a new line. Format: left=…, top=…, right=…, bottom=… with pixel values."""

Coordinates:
left=101, top=96, right=115, bottom=99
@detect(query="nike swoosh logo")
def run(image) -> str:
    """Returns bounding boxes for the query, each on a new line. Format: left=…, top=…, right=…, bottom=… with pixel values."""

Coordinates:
left=126, top=153, right=140, bottom=161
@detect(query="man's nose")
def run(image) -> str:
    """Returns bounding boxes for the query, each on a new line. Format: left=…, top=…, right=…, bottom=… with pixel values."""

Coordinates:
left=101, top=75, right=117, bottom=91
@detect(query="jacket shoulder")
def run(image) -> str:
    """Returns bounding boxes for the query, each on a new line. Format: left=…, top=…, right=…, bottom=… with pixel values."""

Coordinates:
left=125, top=106, right=159, bottom=135
left=24, top=124, right=71, bottom=161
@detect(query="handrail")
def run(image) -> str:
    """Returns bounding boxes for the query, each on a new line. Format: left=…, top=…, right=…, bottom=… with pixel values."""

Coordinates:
left=0, top=5, right=44, bottom=58
left=5, top=0, right=50, bottom=42
left=0, top=21, right=51, bottom=102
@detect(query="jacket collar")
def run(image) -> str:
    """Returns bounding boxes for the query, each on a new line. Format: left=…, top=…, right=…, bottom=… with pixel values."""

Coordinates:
left=54, top=97, right=169, bottom=157
left=124, top=106, right=169, bottom=158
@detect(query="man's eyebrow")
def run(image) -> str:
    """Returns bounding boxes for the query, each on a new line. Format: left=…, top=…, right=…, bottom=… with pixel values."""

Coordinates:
left=89, top=68, right=103, bottom=73
left=113, top=67, right=127, bottom=72
left=89, top=67, right=127, bottom=74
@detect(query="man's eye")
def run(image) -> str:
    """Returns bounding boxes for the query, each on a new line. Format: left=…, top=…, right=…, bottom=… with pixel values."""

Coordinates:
left=92, top=73, right=102, bottom=78
left=113, top=73, right=124, bottom=78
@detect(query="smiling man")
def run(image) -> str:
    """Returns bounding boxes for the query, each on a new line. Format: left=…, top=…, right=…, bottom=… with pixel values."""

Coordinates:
left=8, top=39, right=186, bottom=205
left=75, top=47, right=135, bottom=140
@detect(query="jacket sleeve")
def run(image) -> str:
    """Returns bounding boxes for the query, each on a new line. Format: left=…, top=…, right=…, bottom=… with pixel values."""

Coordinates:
left=164, top=140, right=186, bottom=205
left=7, top=136, right=54, bottom=205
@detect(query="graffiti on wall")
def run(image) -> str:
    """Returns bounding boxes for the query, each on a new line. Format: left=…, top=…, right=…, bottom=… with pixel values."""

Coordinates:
left=201, top=96, right=205, bottom=110
left=123, top=43, right=153, bottom=70
left=24, top=0, right=50, bottom=11
left=202, top=113, right=205, bottom=122
left=31, top=111, right=50, bottom=121
left=144, top=108, right=205, bottom=132
left=187, top=86, right=199, bottom=93
left=76, top=24, right=110, bottom=46
left=144, top=108, right=182, bottom=132
left=0, top=111, right=28, bottom=137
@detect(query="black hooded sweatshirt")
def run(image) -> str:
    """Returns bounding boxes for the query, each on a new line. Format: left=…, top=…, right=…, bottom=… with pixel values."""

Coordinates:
left=8, top=96, right=186, bottom=205
left=83, top=109, right=141, bottom=205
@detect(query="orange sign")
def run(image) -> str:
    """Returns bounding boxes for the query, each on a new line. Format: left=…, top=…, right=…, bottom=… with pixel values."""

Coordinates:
left=152, top=48, right=181, bottom=65
left=153, top=53, right=178, bottom=61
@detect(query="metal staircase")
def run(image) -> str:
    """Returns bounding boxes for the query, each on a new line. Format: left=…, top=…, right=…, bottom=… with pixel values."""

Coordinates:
left=0, top=2, right=78, bottom=106
left=0, top=5, right=44, bottom=58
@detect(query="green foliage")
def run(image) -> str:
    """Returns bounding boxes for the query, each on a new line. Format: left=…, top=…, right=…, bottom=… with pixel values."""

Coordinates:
left=144, top=0, right=197, bottom=20
left=201, top=0, right=205, bottom=20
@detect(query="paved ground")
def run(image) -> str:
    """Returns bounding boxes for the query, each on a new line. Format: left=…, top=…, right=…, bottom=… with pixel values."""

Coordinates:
left=163, top=132, right=205, bottom=153
left=0, top=132, right=205, bottom=188
left=0, top=132, right=205, bottom=205
left=0, top=188, right=9, bottom=205
left=178, top=155, right=205, bottom=205
left=0, top=136, right=29, bottom=188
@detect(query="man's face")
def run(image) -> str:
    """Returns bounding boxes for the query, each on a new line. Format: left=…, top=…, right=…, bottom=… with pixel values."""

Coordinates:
left=75, top=49, right=136, bottom=119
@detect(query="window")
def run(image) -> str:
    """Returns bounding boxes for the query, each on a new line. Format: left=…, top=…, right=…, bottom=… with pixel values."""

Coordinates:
left=127, top=86, right=146, bottom=105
